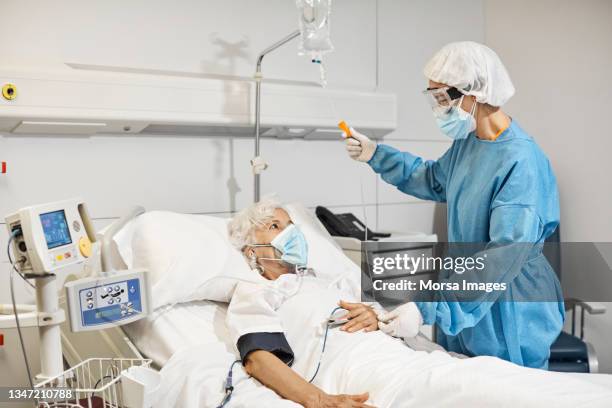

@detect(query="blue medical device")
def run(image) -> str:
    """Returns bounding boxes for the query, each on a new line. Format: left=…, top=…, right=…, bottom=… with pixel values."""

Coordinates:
left=5, top=198, right=151, bottom=382
left=65, top=270, right=151, bottom=332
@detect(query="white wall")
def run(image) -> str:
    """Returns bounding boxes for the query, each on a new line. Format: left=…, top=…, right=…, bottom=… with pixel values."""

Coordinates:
left=484, top=0, right=612, bottom=373
left=0, top=0, right=377, bottom=88
left=0, top=0, right=484, bottom=301
left=375, top=0, right=483, bottom=233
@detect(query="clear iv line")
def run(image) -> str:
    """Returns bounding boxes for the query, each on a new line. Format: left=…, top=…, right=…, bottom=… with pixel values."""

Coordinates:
left=360, top=175, right=369, bottom=241
left=319, top=65, right=369, bottom=240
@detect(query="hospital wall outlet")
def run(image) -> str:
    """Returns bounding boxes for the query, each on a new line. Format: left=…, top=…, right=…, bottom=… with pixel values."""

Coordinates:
left=2, top=83, right=17, bottom=100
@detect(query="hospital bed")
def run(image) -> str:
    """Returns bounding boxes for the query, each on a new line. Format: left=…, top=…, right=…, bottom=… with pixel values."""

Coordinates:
left=58, top=205, right=612, bottom=407
left=59, top=203, right=360, bottom=367
left=59, top=204, right=361, bottom=407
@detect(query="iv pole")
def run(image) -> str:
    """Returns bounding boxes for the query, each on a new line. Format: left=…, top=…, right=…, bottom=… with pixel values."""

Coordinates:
left=253, top=30, right=301, bottom=203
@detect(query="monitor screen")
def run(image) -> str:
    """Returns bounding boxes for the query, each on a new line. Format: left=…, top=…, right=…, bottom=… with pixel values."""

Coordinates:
left=40, top=210, right=72, bottom=249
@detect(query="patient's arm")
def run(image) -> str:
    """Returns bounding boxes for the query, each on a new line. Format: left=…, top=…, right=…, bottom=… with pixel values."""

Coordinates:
left=228, top=283, right=373, bottom=406
left=245, top=350, right=374, bottom=408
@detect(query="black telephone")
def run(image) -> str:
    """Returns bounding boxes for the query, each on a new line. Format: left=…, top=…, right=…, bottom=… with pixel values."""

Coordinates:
left=315, top=206, right=391, bottom=241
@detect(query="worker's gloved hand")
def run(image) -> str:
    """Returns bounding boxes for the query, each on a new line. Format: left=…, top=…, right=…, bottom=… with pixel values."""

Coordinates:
left=345, top=128, right=377, bottom=162
left=378, top=302, right=423, bottom=339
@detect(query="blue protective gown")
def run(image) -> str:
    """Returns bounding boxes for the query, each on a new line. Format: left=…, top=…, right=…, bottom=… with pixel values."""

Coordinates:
left=368, top=121, right=564, bottom=369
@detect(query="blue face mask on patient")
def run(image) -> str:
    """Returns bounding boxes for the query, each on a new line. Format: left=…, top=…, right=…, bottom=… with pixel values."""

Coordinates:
left=270, top=224, right=309, bottom=268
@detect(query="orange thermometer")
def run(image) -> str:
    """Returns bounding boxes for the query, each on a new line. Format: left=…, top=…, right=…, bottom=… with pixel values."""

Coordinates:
left=338, top=120, right=352, bottom=138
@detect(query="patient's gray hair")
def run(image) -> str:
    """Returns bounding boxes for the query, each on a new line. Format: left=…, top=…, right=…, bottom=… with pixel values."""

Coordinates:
left=228, top=195, right=282, bottom=250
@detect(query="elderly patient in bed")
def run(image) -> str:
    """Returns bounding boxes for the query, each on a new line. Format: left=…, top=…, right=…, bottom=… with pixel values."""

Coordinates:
left=227, top=196, right=391, bottom=408
left=225, top=198, right=610, bottom=408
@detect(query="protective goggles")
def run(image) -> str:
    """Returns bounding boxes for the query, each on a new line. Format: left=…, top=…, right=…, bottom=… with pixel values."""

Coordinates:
left=423, top=86, right=464, bottom=114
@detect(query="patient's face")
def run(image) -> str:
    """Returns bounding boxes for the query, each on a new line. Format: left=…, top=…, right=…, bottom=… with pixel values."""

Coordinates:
left=248, top=208, right=293, bottom=280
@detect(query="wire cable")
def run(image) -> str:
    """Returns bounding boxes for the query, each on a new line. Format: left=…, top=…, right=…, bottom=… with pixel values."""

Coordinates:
left=359, top=175, right=369, bottom=241
left=91, top=375, right=113, bottom=399
left=7, top=230, right=34, bottom=389
left=308, top=306, right=342, bottom=383
left=358, top=173, right=375, bottom=278
left=6, top=233, right=35, bottom=289
left=216, top=359, right=242, bottom=408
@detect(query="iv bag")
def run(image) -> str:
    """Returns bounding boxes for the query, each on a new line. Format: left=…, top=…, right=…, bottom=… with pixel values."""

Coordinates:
left=296, top=0, right=334, bottom=60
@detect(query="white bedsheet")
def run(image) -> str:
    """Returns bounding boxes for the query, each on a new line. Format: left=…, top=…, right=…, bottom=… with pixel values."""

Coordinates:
left=115, top=208, right=612, bottom=407
left=160, top=341, right=612, bottom=408
left=134, top=292, right=612, bottom=407
left=124, top=301, right=301, bottom=407
left=281, top=278, right=612, bottom=407
left=123, top=300, right=231, bottom=367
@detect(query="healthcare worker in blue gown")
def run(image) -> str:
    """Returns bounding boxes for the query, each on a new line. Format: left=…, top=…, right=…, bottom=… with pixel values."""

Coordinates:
left=344, top=41, right=564, bottom=369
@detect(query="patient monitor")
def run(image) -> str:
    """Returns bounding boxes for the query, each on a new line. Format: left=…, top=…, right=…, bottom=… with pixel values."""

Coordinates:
left=4, top=198, right=150, bottom=381
left=5, top=199, right=96, bottom=275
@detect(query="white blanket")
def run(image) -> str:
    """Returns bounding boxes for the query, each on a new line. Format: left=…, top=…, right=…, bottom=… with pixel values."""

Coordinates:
left=156, top=274, right=612, bottom=407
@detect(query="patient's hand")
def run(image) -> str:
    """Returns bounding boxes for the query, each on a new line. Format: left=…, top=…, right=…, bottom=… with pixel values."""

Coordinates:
left=245, top=350, right=374, bottom=408
left=338, top=300, right=379, bottom=333
left=305, top=392, right=375, bottom=408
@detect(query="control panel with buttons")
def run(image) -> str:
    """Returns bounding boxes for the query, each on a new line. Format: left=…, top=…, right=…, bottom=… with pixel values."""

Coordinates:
left=64, top=269, right=150, bottom=332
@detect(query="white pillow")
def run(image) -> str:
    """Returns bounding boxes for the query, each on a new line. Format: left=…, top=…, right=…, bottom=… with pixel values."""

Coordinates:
left=180, top=203, right=361, bottom=304
left=112, top=205, right=360, bottom=309
left=129, top=211, right=256, bottom=309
